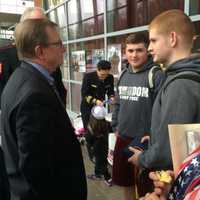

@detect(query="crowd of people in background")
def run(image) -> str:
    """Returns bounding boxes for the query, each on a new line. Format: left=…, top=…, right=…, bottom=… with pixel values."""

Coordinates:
left=0, top=6, right=200, bottom=200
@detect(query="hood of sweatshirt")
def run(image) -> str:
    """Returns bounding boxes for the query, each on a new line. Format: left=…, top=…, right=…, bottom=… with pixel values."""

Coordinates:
left=165, top=54, right=200, bottom=76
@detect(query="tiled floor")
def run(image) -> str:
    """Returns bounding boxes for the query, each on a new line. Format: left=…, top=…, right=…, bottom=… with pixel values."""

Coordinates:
left=81, top=144, right=123, bottom=200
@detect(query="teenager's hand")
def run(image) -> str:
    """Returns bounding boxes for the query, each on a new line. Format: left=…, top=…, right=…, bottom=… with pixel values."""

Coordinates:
left=141, top=135, right=150, bottom=143
left=140, top=192, right=166, bottom=200
left=128, top=147, right=142, bottom=166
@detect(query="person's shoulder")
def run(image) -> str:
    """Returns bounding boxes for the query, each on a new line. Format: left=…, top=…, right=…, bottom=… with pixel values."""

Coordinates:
left=89, top=71, right=96, bottom=76
left=84, top=71, right=96, bottom=79
left=151, top=65, right=165, bottom=79
left=118, top=67, right=128, bottom=79
left=0, top=44, right=16, bottom=53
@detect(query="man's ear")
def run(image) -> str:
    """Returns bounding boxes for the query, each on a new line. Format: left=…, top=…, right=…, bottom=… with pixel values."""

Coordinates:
left=35, top=45, right=44, bottom=59
left=169, top=31, right=178, bottom=48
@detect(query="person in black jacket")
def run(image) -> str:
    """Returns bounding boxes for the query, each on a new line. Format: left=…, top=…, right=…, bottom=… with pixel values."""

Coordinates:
left=0, top=44, right=20, bottom=105
left=80, top=60, right=114, bottom=129
left=1, top=18, right=87, bottom=200
left=80, top=60, right=114, bottom=161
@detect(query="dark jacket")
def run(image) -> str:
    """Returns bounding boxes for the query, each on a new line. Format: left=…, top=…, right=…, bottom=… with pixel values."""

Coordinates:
left=0, top=45, right=66, bottom=107
left=80, top=71, right=114, bottom=128
left=139, top=55, right=200, bottom=170
left=1, top=61, right=87, bottom=200
left=111, top=58, right=165, bottom=138
left=0, top=147, right=10, bottom=200
left=0, top=44, right=20, bottom=100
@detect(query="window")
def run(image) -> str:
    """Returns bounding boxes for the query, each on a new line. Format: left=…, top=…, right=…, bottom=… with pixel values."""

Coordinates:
left=68, top=23, right=82, bottom=40
left=147, top=0, right=184, bottom=23
left=82, top=18, right=95, bottom=37
left=190, top=0, right=200, bottom=15
left=71, top=83, right=81, bottom=113
left=107, top=5, right=128, bottom=32
left=59, top=27, right=68, bottom=41
left=68, top=0, right=79, bottom=24
left=57, top=5, right=67, bottom=27
left=107, top=34, right=128, bottom=80
left=80, top=0, right=94, bottom=20
left=96, top=0, right=104, bottom=14
left=69, top=39, right=104, bottom=81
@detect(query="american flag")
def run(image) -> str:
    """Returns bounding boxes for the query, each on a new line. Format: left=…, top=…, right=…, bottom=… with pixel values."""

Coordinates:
left=167, top=150, right=200, bottom=200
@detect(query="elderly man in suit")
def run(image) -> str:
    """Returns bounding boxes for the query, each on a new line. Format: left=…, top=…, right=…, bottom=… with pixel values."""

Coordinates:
left=1, top=19, right=87, bottom=200
left=0, top=7, right=67, bottom=108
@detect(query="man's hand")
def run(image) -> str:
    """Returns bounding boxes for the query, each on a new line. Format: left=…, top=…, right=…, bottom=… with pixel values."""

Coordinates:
left=128, top=147, right=142, bottom=166
left=149, top=171, right=174, bottom=197
left=140, top=192, right=166, bottom=200
left=109, top=97, right=115, bottom=104
left=141, top=135, right=150, bottom=143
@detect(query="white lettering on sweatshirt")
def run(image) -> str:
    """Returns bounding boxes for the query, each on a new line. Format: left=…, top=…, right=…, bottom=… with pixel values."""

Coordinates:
left=118, top=86, right=149, bottom=101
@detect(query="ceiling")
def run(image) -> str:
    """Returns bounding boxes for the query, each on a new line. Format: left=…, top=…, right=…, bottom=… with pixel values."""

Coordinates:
left=0, top=12, right=21, bottom=31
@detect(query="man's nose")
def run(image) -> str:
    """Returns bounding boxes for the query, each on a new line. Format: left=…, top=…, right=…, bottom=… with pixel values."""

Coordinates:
left=148, top=44, right=152, bottom=53
left=132, top=51, right=138, bottom=57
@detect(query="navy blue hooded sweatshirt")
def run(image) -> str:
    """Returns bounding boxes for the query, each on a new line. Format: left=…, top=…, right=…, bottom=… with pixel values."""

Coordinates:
left=111, top=57, right=164, bottom=138
left=139, top=54, right=200, bottom=170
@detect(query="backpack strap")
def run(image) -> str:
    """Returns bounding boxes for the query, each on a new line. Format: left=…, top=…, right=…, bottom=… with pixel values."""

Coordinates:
left=116, top=67, right=127, bottom=91
left=164, top=71, right=200, bottom=90
left=148, top=65, right=160, bottom=89
left=117, top=65, right=161, bottom=91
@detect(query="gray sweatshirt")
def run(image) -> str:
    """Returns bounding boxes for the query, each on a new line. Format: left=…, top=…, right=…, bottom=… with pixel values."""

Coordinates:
left=111, top=57, right=164, bottom=138
left=139, top=55, right=200, bottom=170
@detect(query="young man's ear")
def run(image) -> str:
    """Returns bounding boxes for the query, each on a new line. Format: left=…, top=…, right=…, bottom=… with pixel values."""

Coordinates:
left=170, top=31, right=178, bottom=47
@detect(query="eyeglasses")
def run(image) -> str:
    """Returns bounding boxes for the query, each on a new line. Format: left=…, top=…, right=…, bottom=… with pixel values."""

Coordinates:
left=46, top=41, right=64, bottom=48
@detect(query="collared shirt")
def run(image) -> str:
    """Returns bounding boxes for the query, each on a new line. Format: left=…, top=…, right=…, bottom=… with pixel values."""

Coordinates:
left=25, top=60, right=54, bottom=85
left=25, top=60, right=66, bottom=109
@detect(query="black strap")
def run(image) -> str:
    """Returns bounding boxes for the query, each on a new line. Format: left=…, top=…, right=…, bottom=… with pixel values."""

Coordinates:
left=164, top=71, right=200, bottom=89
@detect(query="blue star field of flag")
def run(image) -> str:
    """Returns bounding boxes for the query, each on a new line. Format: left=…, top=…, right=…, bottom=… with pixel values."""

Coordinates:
left=167, top=153, right=200, bottom=200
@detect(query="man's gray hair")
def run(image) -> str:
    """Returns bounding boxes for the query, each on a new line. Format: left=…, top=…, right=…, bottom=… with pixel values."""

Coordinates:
left=15, top=19, right=57, bottom=59
left=20, top=7, right=46, bottom=22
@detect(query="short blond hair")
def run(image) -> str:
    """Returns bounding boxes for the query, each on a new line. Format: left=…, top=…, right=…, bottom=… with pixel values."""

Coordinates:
left=149, top=9, right=195, bottom=49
